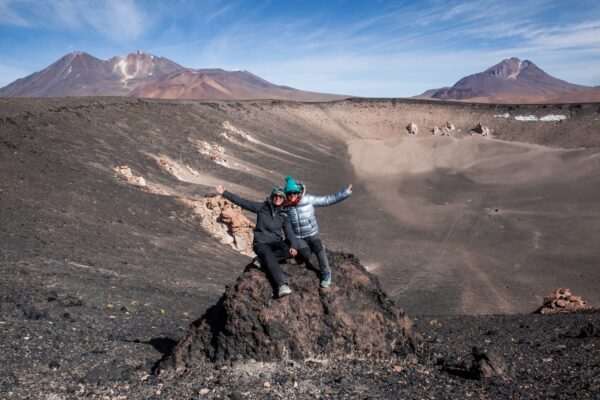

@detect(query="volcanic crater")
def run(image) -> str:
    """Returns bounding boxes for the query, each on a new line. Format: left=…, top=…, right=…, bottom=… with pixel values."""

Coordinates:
left=1, top=97, right=599, bottom=398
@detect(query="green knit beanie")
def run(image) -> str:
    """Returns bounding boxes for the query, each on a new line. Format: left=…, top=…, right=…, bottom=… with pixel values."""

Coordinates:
left=284, top=176, right=301, bottom=193
left=271, top=185, right=285, bottom=197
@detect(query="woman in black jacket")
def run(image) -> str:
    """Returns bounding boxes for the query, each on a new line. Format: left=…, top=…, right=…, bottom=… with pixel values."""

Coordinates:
left=214, top=185, right=298, bottom=298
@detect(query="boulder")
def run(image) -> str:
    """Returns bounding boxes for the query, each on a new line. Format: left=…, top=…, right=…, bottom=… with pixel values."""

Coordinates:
left=406, top=122, right=418, bottom=135
left=113, top=165, right=146, bottom=187
left=472, top=123, right=492, bottom=136
left=431, top=122, right=455, bottom=136
left=470, top=346, right=511, bottom=380
left=158, top=253, right=420, bottom=372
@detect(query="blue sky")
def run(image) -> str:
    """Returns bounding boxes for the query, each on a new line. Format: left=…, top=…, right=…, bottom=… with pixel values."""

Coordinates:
left=1, top=0, right=599, bottom=97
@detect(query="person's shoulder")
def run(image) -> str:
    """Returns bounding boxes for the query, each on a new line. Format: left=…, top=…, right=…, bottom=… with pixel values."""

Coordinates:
left=299, top=194, right=313, bottom=203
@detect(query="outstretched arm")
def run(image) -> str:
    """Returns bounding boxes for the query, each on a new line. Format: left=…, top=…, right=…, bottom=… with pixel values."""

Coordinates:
left=307, top=184, right=352, bottom=207
left=214, top=185, right=263, bottom=213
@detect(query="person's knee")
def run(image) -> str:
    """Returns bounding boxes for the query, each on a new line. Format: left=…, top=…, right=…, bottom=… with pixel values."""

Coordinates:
left=299, top=247, right=312, bottom=261
left=254, top=245, right=270, bottom=258
left=310, top=239, right=324, bottom=254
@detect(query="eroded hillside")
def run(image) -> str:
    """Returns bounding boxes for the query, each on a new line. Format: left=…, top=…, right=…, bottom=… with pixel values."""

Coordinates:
left=1, top=97, right=599, bottom=319
left=1, top=97, right=600, bottom=397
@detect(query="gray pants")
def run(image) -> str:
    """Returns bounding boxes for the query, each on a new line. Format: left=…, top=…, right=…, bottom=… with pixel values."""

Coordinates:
left=296, top=234, right=331, bottom=279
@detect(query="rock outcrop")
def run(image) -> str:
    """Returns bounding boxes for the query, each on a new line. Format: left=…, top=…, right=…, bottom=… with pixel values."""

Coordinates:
left=406, top=122, right=418, bottom=135
left=113, top=165, right=146, bottom=187
left=535, top=288, right=592, bottom=314
left=472, top=123, right=492, bottom=136
left=431, top=122, right=455, bottom=136
left=470, top=346, right=511, bottom=380
left=178, top=195, right=254, bottom=256
left=197, top=141, right=232, bottom=168
left=158, top=253, right=420, bottom=372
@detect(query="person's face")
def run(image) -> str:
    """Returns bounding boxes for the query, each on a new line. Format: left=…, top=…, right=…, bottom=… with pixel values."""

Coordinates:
left=287, top=193, right=300, bottom=202
left=272, top=194, right=285, bottom=206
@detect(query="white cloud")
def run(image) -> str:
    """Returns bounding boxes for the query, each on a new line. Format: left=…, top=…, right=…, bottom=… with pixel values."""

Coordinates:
left=78, top=1, right=146, bottom=42
left=0, top=0, right=29, bottom=27
left=525, top=20, right=600, bottom=50
left=4, top=0, right=598, bottom=95
left=0, top=0, right=147, bottom=41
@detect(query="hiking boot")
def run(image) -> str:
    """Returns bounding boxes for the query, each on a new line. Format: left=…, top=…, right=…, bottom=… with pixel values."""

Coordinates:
left=252, top=257, right=261, bottom=268
left=320, top=274, right=331, bottom=288
left=278, top=284, right=292, bottom=298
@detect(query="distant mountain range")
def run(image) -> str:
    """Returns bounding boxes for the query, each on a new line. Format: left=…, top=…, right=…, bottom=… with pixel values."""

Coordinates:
left=417, top=57, right=600, bottom=103
left=0, top=51, right=346, bottom=102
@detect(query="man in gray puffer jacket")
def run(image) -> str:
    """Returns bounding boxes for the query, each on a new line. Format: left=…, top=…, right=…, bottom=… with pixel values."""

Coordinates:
left=283, top=176, right=352, bottom=288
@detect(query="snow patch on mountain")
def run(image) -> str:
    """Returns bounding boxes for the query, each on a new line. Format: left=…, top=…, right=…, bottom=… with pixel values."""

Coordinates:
left=515, top=115, right=567, bottom=122
left=540, top=115, right=567, bottom=121
left=114, top=58, right=135, bottom=82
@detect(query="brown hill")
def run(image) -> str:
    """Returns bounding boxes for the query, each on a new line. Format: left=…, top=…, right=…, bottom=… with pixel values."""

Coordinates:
left=0, top=51, right=346, bottom=101
left=419, top=57, right=600, bottom=103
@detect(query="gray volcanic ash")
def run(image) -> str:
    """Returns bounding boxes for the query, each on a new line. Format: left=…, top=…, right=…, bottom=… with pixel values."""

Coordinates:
left=1, top=97, right=599, bottom=398
left=0, top=51, right=346, bottom=101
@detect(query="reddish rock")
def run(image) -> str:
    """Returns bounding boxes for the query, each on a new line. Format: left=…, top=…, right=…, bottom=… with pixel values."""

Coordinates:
left=536, top=288, right=592, bottom=314
left=158, top=253, right=420, bottom=372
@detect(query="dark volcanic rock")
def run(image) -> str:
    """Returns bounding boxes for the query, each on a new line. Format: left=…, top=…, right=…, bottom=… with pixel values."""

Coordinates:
left=470, top=346, right=511, bottom=380
left=159, top=252, right=420, bottom=371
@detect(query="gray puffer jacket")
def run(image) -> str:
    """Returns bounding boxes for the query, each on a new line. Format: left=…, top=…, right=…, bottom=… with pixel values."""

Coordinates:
left=286, top=183, right=351, bottom=239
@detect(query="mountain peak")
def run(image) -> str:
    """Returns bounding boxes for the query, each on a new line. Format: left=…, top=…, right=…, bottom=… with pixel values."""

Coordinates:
left=62, top=51, right=97, bottom=61
left=0, top=50, right=345, bottom=101
left=483, top=57, right=530, bottom=80
left=107, top=51, right=183, bottom=82
left=420, top=57, right=593, bottom=102
left=121, top=50, right=156, bottom=60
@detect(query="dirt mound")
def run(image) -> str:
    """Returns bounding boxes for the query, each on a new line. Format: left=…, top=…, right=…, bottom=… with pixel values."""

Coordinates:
left=159, top=253, right=420, bottom=372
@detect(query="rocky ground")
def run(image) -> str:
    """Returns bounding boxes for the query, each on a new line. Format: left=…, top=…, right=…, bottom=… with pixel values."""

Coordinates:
left=1, top=97, right=599, bottom=398
left=1, top=252, right=598, bottom=398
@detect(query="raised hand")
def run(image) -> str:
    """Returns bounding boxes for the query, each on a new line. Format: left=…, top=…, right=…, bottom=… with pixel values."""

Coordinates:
left=346, top=184, right=353, bottom=193
left=214, top=185, right=224, bottom=195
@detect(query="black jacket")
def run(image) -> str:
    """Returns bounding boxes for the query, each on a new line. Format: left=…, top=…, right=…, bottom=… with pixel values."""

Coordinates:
left=222, top=190, right=298, bottom=249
